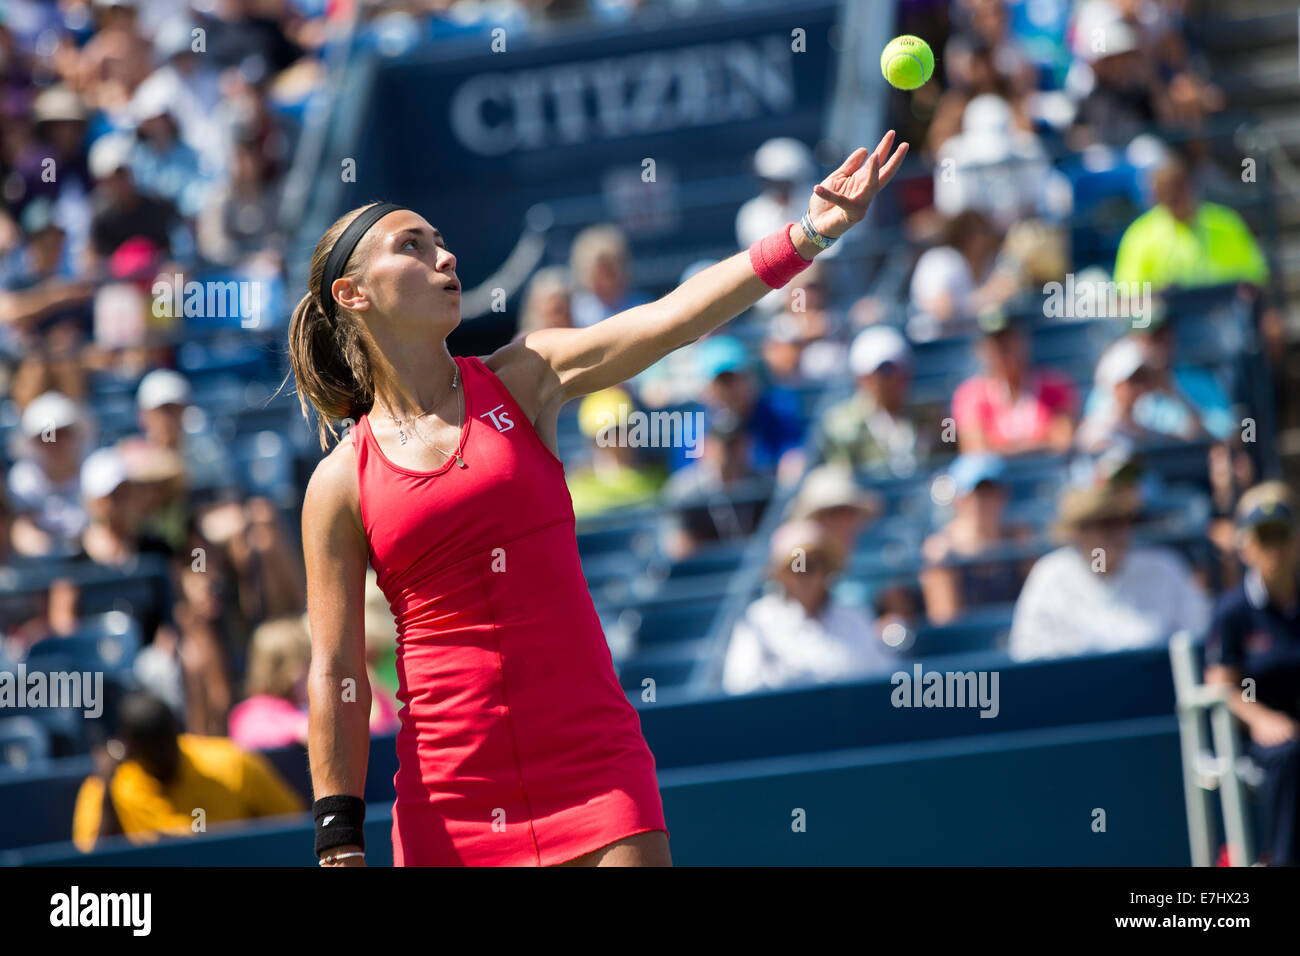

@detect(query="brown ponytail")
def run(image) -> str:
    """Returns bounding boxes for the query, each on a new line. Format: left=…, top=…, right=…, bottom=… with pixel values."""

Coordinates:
left=284, top=204, right=385, bottom=450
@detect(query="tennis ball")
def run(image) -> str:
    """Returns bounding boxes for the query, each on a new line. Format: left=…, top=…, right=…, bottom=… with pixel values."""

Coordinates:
left=881, top=35, right=934, bottom=91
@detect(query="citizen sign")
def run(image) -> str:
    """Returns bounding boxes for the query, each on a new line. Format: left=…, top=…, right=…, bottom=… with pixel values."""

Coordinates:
left=449, top=36, right=797, bottom=156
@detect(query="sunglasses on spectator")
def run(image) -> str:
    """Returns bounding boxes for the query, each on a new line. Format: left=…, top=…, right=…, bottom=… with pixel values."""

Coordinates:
left=1252, top=523, right=1294, bottom=546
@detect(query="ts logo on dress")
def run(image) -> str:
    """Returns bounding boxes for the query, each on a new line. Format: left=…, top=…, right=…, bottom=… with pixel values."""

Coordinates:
left=480, top=404, right=515, bottom=433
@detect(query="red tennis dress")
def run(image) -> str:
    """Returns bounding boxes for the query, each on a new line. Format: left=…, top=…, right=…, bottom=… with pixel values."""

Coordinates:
left=354, top=354, right=668, bottom=866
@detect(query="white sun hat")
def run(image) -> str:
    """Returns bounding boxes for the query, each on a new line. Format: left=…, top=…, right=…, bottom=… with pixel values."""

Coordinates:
left=20, top=391, right=82, bottom=438
left=136, top=369, right=193, bottom=411
left=81, top=446, right=130, bottom=500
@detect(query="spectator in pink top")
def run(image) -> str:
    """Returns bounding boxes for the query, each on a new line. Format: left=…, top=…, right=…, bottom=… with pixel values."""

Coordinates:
left=952, top=309, right=1077, bottom=455
left=230, top=603, right=400, bottom=749
left=228, top=616, right=311, bottom=751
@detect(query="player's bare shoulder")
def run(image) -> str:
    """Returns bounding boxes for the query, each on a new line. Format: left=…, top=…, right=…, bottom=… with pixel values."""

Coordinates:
left=302, top=424, right=364, bottom=541
left=480, top=337, right=562, bottom=425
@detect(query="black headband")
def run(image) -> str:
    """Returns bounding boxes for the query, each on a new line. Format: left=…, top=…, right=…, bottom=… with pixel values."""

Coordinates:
left=318, top=201, right=407, bottom=322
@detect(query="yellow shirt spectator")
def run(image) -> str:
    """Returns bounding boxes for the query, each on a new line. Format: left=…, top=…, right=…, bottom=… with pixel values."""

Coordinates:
left=567, top=465, right=666, bottom=518
left=568, top=386, right=668, bottom=517
left=73, top=733, right=305, bottom=852
left=1113, top=201, right=1269, bottom=290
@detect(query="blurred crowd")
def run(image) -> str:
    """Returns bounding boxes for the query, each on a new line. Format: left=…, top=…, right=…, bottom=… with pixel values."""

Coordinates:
left=1, top=0, right=1297, bottom=863
left=510, top=0, right=1297, bottom=863
left=0, top=0, right=392, bottom=849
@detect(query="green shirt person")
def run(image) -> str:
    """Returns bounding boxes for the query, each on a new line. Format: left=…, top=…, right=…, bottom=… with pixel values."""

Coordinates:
left=1114, top=156, right=1269, bottom=290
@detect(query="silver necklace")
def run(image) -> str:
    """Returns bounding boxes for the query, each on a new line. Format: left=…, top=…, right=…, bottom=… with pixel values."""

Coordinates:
left=381, top=366, right=467, bottom=468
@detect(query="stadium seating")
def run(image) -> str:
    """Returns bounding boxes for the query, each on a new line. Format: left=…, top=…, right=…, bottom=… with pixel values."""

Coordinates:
left=905, top=604, right=1016, bottom=656
left=0, top=555, right=171, bottom=637
left=25, top=612, right=141, bottom=675
left=0, top=718, right=51, bottom=770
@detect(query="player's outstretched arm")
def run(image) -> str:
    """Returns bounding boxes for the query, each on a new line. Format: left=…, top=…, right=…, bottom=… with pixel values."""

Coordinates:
left=489, top=130, right=908, bottom=415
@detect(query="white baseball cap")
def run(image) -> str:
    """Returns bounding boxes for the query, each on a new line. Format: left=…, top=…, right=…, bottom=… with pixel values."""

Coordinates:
left=21, top=391, right=82, bottom=438
left=1091, top=20, right=1140, bottom=62
left=81, top=447, right=129, bottom=500
left=89, top=132, right=136, bottom=180
left=754, top=137, right=815, bottom=183
left=136, top=369, right=192, bottom=411
left=129, top=74, right=176, bottom=126
left=1094, top=337, right=1149, bottom=388
left=962, top=94, right=1014, bottom=135
left=849, top=325, right=912, bottom=377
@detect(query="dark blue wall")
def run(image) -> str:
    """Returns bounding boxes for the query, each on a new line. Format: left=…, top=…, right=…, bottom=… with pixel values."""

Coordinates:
left=1, top=644, right=1194, bottom=865
left=6, top=716, right=1187, bottom=866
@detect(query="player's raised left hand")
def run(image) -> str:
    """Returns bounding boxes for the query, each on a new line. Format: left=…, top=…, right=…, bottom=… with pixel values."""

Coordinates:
left=807, top=129, right=909, bottom=240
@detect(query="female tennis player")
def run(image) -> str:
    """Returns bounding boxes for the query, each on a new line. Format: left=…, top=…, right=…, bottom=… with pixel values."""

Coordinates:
left=295, top=130, right=908, bottom=867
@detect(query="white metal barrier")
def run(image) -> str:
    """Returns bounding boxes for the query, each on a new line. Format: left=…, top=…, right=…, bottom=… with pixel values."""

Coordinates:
left=1168, top=631, right=1256, bottom=866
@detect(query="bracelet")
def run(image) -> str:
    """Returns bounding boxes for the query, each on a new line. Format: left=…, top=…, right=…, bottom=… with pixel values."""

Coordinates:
left=318, top=850, right=365, bottom=866
left=799, top=209, right=837, bottom=250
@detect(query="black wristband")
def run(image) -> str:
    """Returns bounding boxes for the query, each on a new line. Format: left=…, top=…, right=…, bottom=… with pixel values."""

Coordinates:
left=313, top=795, right=366, bottom=857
